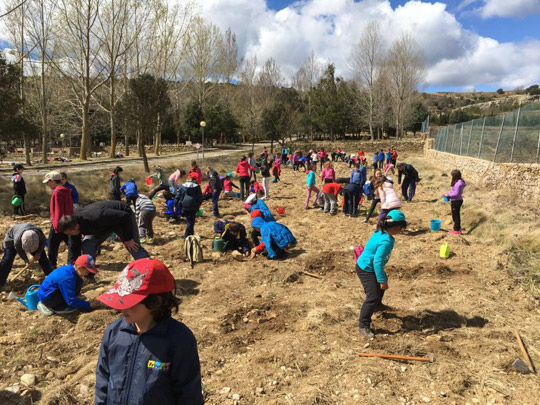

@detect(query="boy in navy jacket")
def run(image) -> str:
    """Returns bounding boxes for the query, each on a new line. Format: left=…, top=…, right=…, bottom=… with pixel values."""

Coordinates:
left=95, top=258, right=203, bottom=405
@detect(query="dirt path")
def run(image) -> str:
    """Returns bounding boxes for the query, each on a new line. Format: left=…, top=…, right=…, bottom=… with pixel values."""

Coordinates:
left=0, top=150, right=538, bottom=404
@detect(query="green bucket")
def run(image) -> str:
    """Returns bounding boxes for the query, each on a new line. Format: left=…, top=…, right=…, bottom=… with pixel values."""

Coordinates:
left=196, top=208, right=203, bottom=217
left=11, top=195, right=22, bottom=207
left=213, top=237, right=228, bottom=252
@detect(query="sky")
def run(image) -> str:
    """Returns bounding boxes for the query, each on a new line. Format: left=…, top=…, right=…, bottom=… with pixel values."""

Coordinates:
left=1, top=0, right=539, bottom=93
left=195, top=0, right=540, bottom=92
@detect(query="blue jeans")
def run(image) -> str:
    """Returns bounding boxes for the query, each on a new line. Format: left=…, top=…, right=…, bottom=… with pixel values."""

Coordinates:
left=212, top=191, right=220, bottom=216
left=401, top=178, right=417, bottom=201
left=0, top=248, right=52, bottom=285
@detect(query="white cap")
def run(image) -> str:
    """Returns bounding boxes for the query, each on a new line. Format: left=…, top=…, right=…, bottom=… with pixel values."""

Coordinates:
left=21, top=230, right=39, bottom=253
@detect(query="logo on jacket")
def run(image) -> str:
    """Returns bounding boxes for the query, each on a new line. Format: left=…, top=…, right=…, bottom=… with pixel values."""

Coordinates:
left=148, top=360, right=170, bottom=371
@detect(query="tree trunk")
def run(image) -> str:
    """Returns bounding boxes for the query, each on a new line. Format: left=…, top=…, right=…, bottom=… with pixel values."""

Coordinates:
left=109, top=79, right=117, bottom=158
left=80, top=101, right=90, bottom=160
left=137, top=129, right=142, bottom=157
left=154, top=113, right=161, bottom=156
left=125, top=132, right=129, bottom=156
left=140, top=138, right=150, bottom=173
left=23, top=134, right=31, bottom=165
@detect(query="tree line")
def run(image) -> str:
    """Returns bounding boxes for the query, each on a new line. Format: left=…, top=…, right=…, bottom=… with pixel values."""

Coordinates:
left=0, top=2, right=427, bottom=168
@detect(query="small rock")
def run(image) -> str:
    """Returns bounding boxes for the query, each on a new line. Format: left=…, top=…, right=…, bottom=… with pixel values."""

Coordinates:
left=400, top=366, right=407, bottom=372
left=46, top=355, right=60, bottom=363
left=440, top=391, right=447, bottom=397
left=79, top=384, right=89, bottom=395
left=272, top=380, right=279, bottom=385
left=280, top=366, right=287, bottom=371
left=366, top=378, right=372, bottom=384
left=363, top=343, right=370, bottom=348
left=21, top=373, right=36, bottom=386
left=426, top=335, right=442, bottom=342
left=232, top=393, right=240, bottom=400
left=421, top=397, right=431, bottom=403
left=256, top=387, right=265, bottom=395
left=220, top=386, right=231, bottom=394
left=6, top=384, right=20, bottom=394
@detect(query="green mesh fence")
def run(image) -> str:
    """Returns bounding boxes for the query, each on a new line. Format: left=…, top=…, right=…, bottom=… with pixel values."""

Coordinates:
left=433, top=101, right=540, bottom=163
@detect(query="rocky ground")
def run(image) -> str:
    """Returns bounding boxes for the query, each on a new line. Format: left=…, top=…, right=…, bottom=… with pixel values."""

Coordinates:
left=0, top=149, right=539, bottom=404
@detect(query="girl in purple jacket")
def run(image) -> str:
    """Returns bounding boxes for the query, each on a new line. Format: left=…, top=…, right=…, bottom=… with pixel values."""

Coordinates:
left=444, top=170, right=466, bottom=235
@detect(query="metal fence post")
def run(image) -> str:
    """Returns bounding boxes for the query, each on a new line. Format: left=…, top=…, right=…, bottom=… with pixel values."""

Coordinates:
left=536, top=129, right=540, bottom=164
left=466, top=120, right=473, bottom=156
left=478, top=117, right=486, bottom=158
left=459, top=124, right=464, bottom=155
left=493, top=115, right=505, bottom=162
left=510, top=104, right=522, bottom=163
left=451, top=125, right=457, bottom=153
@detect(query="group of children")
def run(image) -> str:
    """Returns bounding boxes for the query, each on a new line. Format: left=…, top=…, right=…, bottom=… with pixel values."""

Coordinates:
left=1, top=142, right=469, bottom=402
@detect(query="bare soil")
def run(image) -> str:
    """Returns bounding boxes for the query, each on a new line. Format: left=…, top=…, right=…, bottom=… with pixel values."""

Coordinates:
left=1, top=150, right=539, bottom=404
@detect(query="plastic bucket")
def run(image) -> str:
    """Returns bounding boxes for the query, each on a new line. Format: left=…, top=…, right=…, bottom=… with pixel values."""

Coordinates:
left=443, top=196, right=449, bottom=202
left=25, top=285, right=40, bottom=310
left=430, top=220, right=441, bottom=231
left=440, top=242, right=450, bottom=259
left=213, top=237, right=227, bottom=252
left=145, top=177, right=153, bottom=186
left=196, top=208, right=203, bottom=217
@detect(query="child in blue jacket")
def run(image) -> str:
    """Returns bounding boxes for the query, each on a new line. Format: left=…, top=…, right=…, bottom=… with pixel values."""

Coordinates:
left=356, top=210, right=407, bottom=339
left=120, top=178, right=138, bottom=210
left=95, top=258, right=203, bottom=405
left=250, top=217, right=296, bottom=260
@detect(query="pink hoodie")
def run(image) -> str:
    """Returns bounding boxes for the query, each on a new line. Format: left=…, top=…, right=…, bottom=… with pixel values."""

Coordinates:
left=320, top=167, right=335, bottom=181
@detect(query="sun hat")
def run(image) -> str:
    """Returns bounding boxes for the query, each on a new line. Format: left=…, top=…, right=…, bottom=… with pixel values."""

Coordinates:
left=97, top=258, right=175, bottom=310
left=387, top=210, right=407, bottom=224
left=21, top=230, right=39, bottom=253
left=42, top=171, right=62, bottom=183
left=74, top=254, right=98, bottom=274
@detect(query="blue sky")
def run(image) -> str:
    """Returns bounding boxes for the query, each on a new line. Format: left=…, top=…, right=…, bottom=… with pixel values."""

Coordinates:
left=2, top=0, right=540, bottom=93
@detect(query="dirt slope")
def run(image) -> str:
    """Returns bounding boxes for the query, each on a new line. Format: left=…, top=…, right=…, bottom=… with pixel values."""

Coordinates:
left=0, top=151, right=539, bottom=405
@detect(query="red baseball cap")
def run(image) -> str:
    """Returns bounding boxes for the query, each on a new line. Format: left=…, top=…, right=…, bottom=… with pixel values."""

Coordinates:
left=74, top=254, right=98, bottom=274
left=97, top=258, right=175, bottom=310
left=251, top=209, right=263, bottom=218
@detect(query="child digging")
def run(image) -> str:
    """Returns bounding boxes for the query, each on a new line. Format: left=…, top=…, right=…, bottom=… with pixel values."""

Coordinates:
left=356, top=210, right=407, bottom=339
left=95, top=258, right=204, bottom=404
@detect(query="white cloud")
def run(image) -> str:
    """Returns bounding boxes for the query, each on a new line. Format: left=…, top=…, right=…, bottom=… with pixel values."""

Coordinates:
left=480, top=0, right=540, bottom=19
left=196, top=0, right=540, bottom=90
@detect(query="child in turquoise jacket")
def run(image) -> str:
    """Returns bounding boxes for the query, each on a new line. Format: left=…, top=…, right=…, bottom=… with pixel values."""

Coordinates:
left=356, top=210, right=407, bottom=339
left=305, top=163, right=320, bottom=209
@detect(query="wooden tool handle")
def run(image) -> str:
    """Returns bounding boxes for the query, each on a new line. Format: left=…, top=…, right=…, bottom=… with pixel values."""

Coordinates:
left=358, top=353, right=431, bottom=362
left=514, top=329, right=535, bottom=373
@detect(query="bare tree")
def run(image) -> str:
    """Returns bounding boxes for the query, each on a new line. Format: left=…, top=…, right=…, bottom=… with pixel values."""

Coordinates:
left=292, top=50, right=321, bottom=140
left=387, top=33, right=425, bottom=139
left=257, top=57, right=284, bottom=113
left=51, top=0, right=107, bottom=160
left=350, top=22, right=386, bottom=140
left=237, top=55, right=259, bottom=150
left=219, top=28, right=238, bottom=84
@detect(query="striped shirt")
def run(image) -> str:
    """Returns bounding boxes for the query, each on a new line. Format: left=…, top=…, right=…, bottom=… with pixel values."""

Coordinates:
left=135, top=194, right=156, bottom=221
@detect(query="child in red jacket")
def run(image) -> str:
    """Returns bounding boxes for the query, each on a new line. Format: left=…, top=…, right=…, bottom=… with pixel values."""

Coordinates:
left=321, top=182, right=343, bottom=215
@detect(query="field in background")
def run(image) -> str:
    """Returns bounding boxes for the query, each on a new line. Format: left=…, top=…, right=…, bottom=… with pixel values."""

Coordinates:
left=0, top=147, right=539, bottom=404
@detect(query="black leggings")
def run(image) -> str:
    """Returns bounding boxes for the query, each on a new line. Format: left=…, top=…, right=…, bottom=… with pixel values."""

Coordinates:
left=356, top=264, right=385, bottom=329
left=365, top=197, right=380, bottom=220
left=451, top=200, right=463, bottom=231
left=239, top=176, right=250, bottom=200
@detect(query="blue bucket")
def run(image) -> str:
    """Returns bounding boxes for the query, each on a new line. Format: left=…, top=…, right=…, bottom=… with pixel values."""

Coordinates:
left=443, top=195, right=449, bottom=202
left=25, top=285, right=40, bottom=310
left=430, top=220, right=441, bottom=231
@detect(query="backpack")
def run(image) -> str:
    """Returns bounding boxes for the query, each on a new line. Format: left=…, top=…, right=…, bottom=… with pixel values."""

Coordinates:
left=184, top=235, right=203, bottom=268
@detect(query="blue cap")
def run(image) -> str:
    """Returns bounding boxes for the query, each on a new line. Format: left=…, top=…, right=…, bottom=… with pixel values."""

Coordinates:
left=387, top=210, right=407, bottom=223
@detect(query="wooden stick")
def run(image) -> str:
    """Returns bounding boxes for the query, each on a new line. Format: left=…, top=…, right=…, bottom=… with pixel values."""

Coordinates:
left=358, top=353, right=433, bottom=362
left=301, top=271, right=323, bottom=280
left=514, top=329, right=535, bottom=373
left=10, top=265, right=29, bottom=281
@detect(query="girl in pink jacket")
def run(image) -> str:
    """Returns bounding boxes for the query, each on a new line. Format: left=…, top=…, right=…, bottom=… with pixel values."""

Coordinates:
left=376, top=177, right=402, bottom=223
left=320, top=161, right=336, bottom=184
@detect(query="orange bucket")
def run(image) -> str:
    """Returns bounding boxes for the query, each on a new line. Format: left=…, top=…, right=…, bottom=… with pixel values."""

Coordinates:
left=145, top=177, right=152, bottom=186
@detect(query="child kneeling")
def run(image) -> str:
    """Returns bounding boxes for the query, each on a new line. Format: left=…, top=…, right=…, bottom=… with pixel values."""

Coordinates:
left=95, top=258, right=203, bottom=405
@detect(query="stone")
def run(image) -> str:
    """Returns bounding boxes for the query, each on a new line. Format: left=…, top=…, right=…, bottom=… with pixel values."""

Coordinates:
left=79, top=384, right=89, bottom=395
left=20, top=373, right=36, bottom=386
left=256, top=387, right=265, bottom=395
left=232, top=393, right=240, bottom=400
left=400, top=366, right=407, bottom=372
left=421, top=397, right=431, bottom=403
left=6, top=383, right=21, bottom=394
left=220, top=386, right=231, bottom=394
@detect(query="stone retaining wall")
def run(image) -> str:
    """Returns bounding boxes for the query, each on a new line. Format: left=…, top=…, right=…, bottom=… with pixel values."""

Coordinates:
left=424, top=138, right=540, bottom=202
left=290, top=138, right=425, bottom=153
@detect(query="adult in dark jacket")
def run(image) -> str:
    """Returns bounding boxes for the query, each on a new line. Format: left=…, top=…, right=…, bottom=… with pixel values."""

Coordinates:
left=397, top=163, right=420, bottom=202
left=174, top=176, right=203, bottom=238
left=213, top=221, right=251, bottom=256
left=109, top=166, right=123, bottom=201
left=207, top=169, right=222, bottom=217
left=0, top=224, right=52, bottom=287
left=59, top=201, right=149, bottom=262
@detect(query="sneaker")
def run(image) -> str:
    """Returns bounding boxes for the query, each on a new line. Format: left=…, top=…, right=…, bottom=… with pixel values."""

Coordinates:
left=37, top=301, right=54, bottom=316
left=359, top=327, right=374, bottom=339
left=54, top=306, right=77, bottom=314
left=363, top=219, right=369, bottom=223
left=140, top=237, right=147, bottom=243
left=447, top=230, right=461, bottom=235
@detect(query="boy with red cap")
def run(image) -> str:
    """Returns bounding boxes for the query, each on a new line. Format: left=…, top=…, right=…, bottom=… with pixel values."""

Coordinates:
left=95, top=258, right=203, bottom=405
left=37, top=254, right=103, bottom=315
